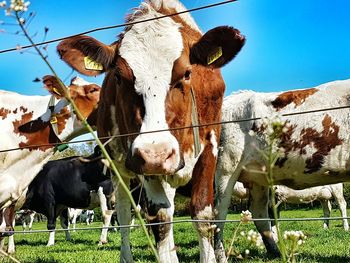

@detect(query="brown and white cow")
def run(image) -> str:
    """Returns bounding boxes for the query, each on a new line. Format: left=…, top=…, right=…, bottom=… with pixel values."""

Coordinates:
left=57, top=0, right=245, bottom=262
left=214, top=79, right=350, bottom=261
left=0, top=76, right=100, bottom=236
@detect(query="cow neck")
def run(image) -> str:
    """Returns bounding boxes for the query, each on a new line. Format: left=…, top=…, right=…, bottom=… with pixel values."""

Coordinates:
left=46, top=94, right=71, bottom=150
left=190, top=86, right=200, bottom=157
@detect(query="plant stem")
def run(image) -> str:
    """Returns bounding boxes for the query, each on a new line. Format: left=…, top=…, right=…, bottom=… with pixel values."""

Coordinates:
left=267, top=143, right=287, bottom=262
left=0, top=249, right=21, bottom=263
left=225, top=221, right=242, bottom=262
left=15, top=12, right=159, bottom=262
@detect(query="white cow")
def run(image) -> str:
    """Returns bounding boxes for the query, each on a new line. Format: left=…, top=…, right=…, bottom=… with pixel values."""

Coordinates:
left=0, top=76, right=100, bottom=237
left=233, top=181, right=349, bottom=230
left=67, top=208, right=83, bottom=231
left=275, top=183, right=349, bottom=230
left=68, top=209, right=95, bottom=228
left=214, top=79, right=350, bottom=261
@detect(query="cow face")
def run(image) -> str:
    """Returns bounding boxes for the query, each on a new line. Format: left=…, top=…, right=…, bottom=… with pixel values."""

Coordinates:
left=57, top=1, right=245, bottom=175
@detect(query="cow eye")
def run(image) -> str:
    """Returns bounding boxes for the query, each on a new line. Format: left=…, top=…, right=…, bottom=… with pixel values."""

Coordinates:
left=115, top=72, right=121, bottom=84
left=184, top=70, right=191, bottom=80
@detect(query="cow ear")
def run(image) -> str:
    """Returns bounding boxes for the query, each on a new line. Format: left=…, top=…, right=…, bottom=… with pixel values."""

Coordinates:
left=57, top=35, right=116, bottom=76
left=190, top=26, right=245, bottom=68
left=42, top=75, right=66, bottom=98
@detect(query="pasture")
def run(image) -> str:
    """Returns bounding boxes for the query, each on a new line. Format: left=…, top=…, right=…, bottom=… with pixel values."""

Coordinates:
left=3, top=209, right=350, bottom=263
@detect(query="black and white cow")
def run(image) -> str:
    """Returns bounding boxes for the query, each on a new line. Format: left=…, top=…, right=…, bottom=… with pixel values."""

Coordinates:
left=214, top=80, right=350, bottom=261
left=18, top=147, right=115, bottom=248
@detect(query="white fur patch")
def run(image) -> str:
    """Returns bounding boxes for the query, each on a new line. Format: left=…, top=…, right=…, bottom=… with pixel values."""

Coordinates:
left=120, top=7, right=183, bottom=134
left=151, top=0, right=202, bottom=33
left=210, top=130, right=218, bottom=157
left=71, top=76, right=92, bottom=86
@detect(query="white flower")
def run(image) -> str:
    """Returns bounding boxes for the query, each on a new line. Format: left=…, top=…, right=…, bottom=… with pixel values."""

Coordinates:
left=6, top=0, right=29, bottom=13
left=282, top=126, right=289, bottom=133
left=244, top=249, right=250, bottom=255
left=248, top=130, right=256, bottom=137
left=240, top=231, right=245, bottom=236
left=240, top=210, right=252, bottom=223
left=283, top=230, right=306, bottom=245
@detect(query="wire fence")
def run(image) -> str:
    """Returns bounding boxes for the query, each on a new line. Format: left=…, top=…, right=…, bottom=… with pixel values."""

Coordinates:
left=1, top=103, right=350, bottom=154
left=3, top=216, right=350, bottom=235
left=0, top=0, right=237, bottom=54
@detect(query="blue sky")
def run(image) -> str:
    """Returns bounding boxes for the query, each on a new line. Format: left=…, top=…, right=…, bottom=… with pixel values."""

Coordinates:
left=1, top=0, right=350, bottom=96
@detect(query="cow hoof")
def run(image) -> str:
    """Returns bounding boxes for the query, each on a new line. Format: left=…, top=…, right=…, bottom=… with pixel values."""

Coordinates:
left=98, top=240, right=108, bottom=246
left=7, top=249, right=15, bottom=254
left=267, top=250, right=281, bottom=259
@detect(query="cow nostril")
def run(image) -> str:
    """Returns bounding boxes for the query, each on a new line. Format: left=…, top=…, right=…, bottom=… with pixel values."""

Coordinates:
left=166, top=148, right=176, bottom=161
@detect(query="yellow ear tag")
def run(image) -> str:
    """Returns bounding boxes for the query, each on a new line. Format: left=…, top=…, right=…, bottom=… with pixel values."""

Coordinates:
left=84, top=56, right=104, bottom=71
left=52, top=87, right=61, bottom=96
left=207, top=46, right=223, bottom=65
left=50, top=116, right=58, bottom=124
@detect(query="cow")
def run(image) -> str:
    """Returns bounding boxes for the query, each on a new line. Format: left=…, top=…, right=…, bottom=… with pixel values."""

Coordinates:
left=67, top=208, right=96, bottom=229
left=56, top=0, right=245, bottom=261
left=67, top=208, right=83, bottom=231
left=275, top=183, right=349, bottom=231
left=19, top=146, right=115, bottom=248
left=0, top=75, right=100, bottom=238
left=15, top=209, right=36, bottom=232
left=214, top=79, right=350, bottom=261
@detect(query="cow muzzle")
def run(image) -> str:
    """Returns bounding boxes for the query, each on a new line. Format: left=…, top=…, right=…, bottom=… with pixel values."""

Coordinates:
left=126, top=142, right=183, bottom=175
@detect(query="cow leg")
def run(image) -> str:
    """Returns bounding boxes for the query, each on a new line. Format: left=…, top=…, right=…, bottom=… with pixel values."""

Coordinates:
left=60, top=208, right=71, bottom=241
left=214, top=168, right=240, bottom=262
left=22, top=220, right=27, bottom=232
left=250, top=184, right=280, bottom=258
left=71, top=212, right=78, bottom=232
left=115, top=177, right=133, bottom=263
left=321, top=200, right=332, bottom=230
left=28, top=213, right=35, bottom=231
left=144, top=178, right=178, bottom=263
left=7, top=216, right=15, bottom=254
left=47, top=205, right=57, bottom=246
left=191, top=145, right=219, bottom=263
left=332, top=186, right=349, bottom=231
left=97, top=187, right=113, bottom=245
left=3, top=205, right=15, bottom=236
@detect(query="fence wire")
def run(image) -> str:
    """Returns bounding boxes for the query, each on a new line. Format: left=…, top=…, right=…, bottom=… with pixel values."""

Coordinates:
left=1, top=104, right=350, bottom=154
left=0, top=0, right=237, bottom=54
left=3, top=216, right=350, bottom=235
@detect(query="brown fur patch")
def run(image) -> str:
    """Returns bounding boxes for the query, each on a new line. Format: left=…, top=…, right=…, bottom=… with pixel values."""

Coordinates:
left=271, top=88, right=318, bottom=111
left=13, top=112, right=54, bottom=151
left=0, top=107, right=11, bottom=120
left=298, top=114, right=343, bottom=173
left=252, top=114, right=342, bottom=173
left=20, top=106, right=28, bottom=113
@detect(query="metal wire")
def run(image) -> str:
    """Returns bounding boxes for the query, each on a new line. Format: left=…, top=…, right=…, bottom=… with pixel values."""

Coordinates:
left=0, top=0, right=237, bottom=54
left=3, top=216, right=350, bottom=235
left=1, top=104, right=349, bottom=154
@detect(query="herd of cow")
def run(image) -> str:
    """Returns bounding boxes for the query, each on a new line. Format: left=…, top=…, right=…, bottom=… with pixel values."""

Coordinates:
left=1, top=0, right=350, bottom=262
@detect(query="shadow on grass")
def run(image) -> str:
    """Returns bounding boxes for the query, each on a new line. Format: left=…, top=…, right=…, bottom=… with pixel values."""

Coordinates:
left=15, top=239, right=47, bottom=246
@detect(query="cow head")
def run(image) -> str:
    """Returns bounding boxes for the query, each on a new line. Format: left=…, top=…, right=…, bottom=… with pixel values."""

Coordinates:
left=57, top=1, right=245, bottom=175
left=18, top=75, right=101, bottom=146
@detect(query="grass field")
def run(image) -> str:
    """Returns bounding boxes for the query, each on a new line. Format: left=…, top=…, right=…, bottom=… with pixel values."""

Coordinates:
left=2, top=208, right=350, bottom=262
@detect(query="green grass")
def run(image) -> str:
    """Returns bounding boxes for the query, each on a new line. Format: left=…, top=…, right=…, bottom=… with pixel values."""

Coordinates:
left=2, top=208, right=350, bottom=262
